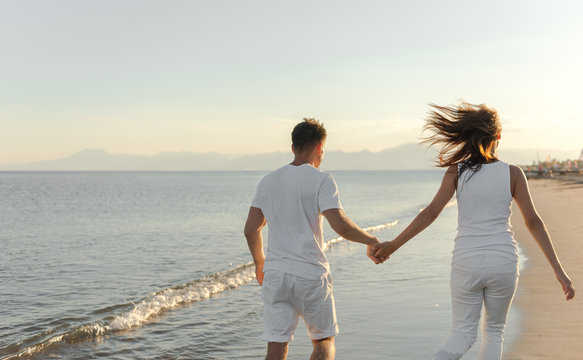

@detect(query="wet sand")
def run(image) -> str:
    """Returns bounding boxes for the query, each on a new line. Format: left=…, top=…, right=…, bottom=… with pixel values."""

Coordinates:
left=504, top=179, right=583, bottom=360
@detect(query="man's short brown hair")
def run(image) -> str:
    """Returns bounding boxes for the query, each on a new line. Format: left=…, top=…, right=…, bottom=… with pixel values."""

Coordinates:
left=291, top=118, right=327, bottom=153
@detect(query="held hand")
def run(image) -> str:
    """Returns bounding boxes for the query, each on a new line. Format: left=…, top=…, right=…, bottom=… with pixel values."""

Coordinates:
left=255, top=262, right=265, bottom=285
left=556, top=271, right=575, bottom=300
left=367, top=245, right=387, bottom=264
left=374, top=240, right=399, bottom=259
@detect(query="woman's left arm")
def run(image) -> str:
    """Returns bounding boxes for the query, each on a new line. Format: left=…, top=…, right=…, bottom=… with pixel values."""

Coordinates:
left=374, top=165, right=457, bottom=258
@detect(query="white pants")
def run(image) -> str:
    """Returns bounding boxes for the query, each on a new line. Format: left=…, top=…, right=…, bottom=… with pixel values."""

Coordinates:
left=262, top=270, right=338, bottom=343
left=433, top=254, right=519, bottom=360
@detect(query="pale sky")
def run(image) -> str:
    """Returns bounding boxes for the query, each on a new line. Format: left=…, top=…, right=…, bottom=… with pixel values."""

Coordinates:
left=1, top=0, right=582, bottom=164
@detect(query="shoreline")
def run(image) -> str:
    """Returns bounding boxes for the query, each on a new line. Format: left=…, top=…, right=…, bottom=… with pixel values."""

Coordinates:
left=526, top=172, right=583, bottom=185
left=503, top=179, right=583, bottom=359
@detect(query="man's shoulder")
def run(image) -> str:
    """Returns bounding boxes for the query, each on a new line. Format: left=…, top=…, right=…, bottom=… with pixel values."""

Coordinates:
left=297, top=165, right=336, bottom=183
left=305, top=166, right=336, bottom=185
left=313, top=167, right=334, bottom=180
left=263, top=164, right=290, bottom=178
left=297, top=163, right=331, bottom=175
left=256, top=165, right=290, bottom=187
left=260, top=164, right=334, bottom=184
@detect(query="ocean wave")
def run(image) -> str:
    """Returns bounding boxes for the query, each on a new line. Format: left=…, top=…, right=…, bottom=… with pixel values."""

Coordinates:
left=322, top=221, right=398, bottom=250
left=1, top=263, right=255, bottom=359
left=419, top=198, right=458, bottom=213
left=1, top=221, right=397, bottom=359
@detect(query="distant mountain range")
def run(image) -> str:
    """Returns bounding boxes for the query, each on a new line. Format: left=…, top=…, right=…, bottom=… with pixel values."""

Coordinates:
left=0, top=144, right=579, bottom=171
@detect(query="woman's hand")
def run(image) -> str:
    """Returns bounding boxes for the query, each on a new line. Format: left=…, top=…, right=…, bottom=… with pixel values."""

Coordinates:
left=374, top=240, right=399, bottom=259
left=556, top=270, right=575, bottom=300
left=367, top=243, right=389, bottom=264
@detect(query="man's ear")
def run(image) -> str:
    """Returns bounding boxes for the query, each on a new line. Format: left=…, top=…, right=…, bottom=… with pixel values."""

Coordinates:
left=316, top=142, right=323, bottom=154
left=291, top=144, right=295, bottom=155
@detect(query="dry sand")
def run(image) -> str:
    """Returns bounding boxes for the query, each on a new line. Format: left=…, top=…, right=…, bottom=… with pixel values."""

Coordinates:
left=503, top=179, right=583, bottom=360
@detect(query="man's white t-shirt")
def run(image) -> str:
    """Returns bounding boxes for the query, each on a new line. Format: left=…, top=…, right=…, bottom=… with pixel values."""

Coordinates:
left=251, top=164, right=343, bottom=279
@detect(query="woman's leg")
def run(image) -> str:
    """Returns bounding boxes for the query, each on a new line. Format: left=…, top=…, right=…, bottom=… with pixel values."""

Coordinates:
left=433, top=258, right=484, bottom=360
left=478, top=258, right=519, bottom=360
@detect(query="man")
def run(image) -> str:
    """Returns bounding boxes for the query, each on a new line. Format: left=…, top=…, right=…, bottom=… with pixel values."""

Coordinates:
left=244, top=118, right=384, bottom=360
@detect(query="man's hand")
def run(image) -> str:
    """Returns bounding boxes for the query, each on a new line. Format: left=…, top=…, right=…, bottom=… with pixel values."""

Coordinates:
left=367, top=245, right=387, bottom=264
left=255, top=261, right=265, bottom=285
left=374, top=240, right=399, bottom=259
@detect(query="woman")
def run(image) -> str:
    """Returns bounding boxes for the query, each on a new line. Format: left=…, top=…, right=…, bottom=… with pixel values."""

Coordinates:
left=374, top=102, right=575, bottom=360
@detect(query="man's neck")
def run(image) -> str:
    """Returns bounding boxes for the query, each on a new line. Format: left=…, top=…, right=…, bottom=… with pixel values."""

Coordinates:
left=290, top=157, right=315, bottom=167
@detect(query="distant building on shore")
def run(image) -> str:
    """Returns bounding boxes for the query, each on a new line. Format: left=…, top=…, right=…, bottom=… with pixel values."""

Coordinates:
left=521, top=149, right=583, bottom=178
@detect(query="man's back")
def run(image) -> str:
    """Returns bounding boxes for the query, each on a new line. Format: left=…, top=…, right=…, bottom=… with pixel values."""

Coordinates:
left=251, top=163, right=342, bottom=280
left=244, top=118, right=380, bottom=359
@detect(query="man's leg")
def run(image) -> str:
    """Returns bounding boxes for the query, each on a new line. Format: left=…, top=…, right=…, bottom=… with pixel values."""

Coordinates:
left=263, top=272, right=298, bottom=360
left=311, top=337, right=335, bottom=360
left=296, top=272, right=338, bottom=360
left=266, top=342, right=289, bottom=360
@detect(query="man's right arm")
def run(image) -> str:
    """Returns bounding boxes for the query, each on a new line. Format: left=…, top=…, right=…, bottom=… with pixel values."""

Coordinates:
left=323, top=208, right=378, bottom=245
left=322, top=208, right=383, bottom=264
left=322, top=209, right=379, bottom=246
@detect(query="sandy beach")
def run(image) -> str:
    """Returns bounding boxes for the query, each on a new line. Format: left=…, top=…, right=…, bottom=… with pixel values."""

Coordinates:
left=503, top=179, right=583, bottom=360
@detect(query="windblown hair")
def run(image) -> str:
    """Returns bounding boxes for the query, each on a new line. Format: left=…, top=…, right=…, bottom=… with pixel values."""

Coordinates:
left=291, top=118, right=327, bottom=153
left=422, top=102, right=501, bottom=178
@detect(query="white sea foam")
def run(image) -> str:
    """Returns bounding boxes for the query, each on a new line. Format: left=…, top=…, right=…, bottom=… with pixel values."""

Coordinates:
left=3, top=221, right=398, bottom=359
left=322, top=221, right=399, bottom=250
left=104, top=262, right=256, bottom=333
left=98, top=221, right=398, bottom=333
left=4, top=263, right=256, bottom=359
left=419, top=198, right=457, bottom=212
left=517, top=243, right=528, bottom=271
left=444, top=198, right=457, bottom=209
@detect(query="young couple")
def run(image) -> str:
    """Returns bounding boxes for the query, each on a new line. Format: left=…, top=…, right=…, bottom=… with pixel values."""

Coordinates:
left=243, top=102, right=575, bottom=360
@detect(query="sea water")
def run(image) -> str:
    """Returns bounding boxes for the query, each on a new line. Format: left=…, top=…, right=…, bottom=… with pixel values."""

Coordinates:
left=0, top=171, right=521, bottom=359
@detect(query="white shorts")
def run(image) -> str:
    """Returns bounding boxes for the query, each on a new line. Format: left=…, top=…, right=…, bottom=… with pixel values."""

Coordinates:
left=262, top=270, right=339, bottom=343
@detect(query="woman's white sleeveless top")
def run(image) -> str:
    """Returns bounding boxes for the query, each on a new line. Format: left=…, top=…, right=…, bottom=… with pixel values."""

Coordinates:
left=454, top=161, right=518, bottom=261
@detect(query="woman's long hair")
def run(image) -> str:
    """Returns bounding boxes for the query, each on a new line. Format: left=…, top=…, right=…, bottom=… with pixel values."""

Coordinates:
left=422, top=101, right=501, bottom=179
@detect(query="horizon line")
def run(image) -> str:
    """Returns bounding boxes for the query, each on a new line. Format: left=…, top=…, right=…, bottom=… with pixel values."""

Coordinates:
left=3, top=143, right=582, bottom=166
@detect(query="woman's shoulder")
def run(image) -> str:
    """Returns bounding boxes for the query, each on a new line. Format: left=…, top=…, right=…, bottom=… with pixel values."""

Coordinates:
left=505, top=163, right=528, bottom=197
left=494, top=160, right=522, bottom=173
left=505, top=163, right=525, bottom=175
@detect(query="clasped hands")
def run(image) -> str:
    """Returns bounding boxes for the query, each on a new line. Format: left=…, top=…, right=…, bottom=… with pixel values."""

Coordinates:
left=367, top=240, right=399, bottom=264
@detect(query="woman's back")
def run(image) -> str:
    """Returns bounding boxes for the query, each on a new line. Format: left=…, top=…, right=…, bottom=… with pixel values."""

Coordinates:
left=376, top=101, right=574, bottom=360
left=454, top=160, right=517, bottom=260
